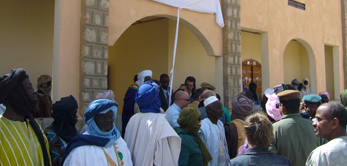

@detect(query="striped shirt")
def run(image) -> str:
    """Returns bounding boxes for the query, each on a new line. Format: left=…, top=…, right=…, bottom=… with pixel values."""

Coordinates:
left=0, top=115, right=50, bottom=166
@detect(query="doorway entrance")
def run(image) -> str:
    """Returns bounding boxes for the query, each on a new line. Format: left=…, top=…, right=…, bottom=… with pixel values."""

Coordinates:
left=242, top=59, right=262, bottom=101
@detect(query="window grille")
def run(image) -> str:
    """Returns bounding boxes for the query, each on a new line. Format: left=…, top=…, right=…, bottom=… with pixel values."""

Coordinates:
left=288, top=0, right=305, bottom=10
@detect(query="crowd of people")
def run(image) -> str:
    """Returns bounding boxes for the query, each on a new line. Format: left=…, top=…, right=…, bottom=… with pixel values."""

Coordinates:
left=1, top=68, right=347, bottom=166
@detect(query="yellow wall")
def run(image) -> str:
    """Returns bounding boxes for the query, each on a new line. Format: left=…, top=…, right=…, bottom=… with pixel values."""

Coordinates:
left=241, top=0, right=344, bottom=93
left=168, top=19, right=216, bottom=94
left=283, top=41, right=310, bottom=84
left=325, top=45, right=335, bottom=100
left=241, top=31, right=262, bottom=63
left=108, top=19, right=169, bottom=114
left=300, top=43, right=310, bottom=83
left=0, top=0, right=54, bottom=90
left=283, top=41, right=301, bottom=84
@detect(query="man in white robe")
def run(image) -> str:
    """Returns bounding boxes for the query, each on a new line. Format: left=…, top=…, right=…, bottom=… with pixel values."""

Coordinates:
left=62, top=99, right=132, bottom=166
left=124, top=80, right=181, bottom=166
left=306, top=103, right=347, bottom=166
left=199, top=96, right=231, bottom=166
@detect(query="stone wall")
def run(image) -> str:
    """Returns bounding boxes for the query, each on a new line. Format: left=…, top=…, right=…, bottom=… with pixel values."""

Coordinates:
left=80, top=0, right=110, bottom=116
left=222, top=0, right=242, bottom=109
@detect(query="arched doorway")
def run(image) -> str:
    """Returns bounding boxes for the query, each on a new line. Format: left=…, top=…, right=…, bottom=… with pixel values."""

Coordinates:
left=283, top=39, right=316, bottom=94
left=242, top=59, right=262, bottom=102
left=108, top=16, right=220, bottom=117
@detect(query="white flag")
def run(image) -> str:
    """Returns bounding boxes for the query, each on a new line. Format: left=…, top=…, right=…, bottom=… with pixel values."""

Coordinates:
left=152, top=0, right=224, bottom=27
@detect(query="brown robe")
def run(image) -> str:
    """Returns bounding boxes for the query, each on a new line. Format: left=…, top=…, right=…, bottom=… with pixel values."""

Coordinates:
left=224, top=119, right=247, bottom=159
left=31, top=90, right=52, bottom=118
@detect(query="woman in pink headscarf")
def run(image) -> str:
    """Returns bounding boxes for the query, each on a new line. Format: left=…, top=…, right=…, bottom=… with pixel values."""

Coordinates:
left=265, top=93, right=282, bottom=122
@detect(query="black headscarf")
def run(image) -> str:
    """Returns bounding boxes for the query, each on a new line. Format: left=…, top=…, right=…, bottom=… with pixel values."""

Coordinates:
left=0, top=69, right=50, bottom=166
left=51, top=95, right=78, bottom=143
left=0, top=69, right=34, bottom=116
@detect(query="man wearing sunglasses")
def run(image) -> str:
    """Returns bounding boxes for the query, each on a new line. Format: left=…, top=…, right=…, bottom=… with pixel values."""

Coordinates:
left=269, top=90, right=326, bottom=166
left=166, top=91, right=190, bottom=128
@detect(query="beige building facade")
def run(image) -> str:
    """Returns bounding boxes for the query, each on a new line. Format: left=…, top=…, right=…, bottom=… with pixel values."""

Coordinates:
left=0, top=0, right=345, bottom=116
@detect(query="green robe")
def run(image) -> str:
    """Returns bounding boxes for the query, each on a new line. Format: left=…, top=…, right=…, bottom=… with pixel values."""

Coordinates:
left=269, top=113, right=327, bottom=166
left=175, top=127, right=204, bottom=166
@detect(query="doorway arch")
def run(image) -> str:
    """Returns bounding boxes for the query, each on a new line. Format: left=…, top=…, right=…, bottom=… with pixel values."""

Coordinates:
left=108, top=16, right=221, bottom=117
left=109, top=0, right=223, bottom=56
left=283, top=39, right=317, bottom=94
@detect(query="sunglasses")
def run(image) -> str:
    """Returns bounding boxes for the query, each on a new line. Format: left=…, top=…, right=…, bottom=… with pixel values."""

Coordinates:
left=276, top=103, right=281, bottom=108
left=178, top=89, right=186, bottom=91
left=181, top=98, right=190, bottom=102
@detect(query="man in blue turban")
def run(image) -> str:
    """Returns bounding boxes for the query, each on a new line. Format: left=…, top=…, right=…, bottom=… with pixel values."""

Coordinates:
left=124, top=80, right=181, bottom=166
left=61, top=99, right=133, bottom=166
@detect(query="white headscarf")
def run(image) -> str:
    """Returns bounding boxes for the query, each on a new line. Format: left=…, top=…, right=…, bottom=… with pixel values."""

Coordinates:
left=135, top=70, right=152, bottom=87
left=302, top=78, right=311, bottom=96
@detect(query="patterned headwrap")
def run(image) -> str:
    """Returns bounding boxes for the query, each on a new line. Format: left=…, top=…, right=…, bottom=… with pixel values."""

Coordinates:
left=135, top=70, right=152, bottom=87
left=37, top=75, right=52, bottom=95
left=135, top=80, right=161, bottom=113
left=94, top=90, right=115, bottom=101
left=177, top=107, right=212, bottom=166
left=84, top=99, right=120, bottom=147
left=319, top=91, right=330, bottom=100
left=231, top=94, right=253, bottom=121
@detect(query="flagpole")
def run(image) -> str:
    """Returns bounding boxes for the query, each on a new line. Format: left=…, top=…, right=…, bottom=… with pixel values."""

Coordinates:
left=168, top=0, right=209, bottom=106
left=169, top=8, right=181, bottom=105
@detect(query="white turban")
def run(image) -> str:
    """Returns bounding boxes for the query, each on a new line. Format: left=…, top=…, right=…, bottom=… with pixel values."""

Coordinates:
left=135, top=70, right=152, bottom=87
left=204, top=96, right=219, bottom=107
left=94, top=90, right=115, bottom=101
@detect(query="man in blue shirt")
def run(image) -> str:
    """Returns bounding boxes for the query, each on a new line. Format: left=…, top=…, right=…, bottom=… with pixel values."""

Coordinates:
left=166, top=91, right=190, bottom=128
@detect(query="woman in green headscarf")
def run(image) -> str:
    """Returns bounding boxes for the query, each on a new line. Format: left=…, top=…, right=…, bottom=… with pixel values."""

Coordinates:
left=341, top=89, right=347, bottom=108
left=175, top=107, right=212, bottom=166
